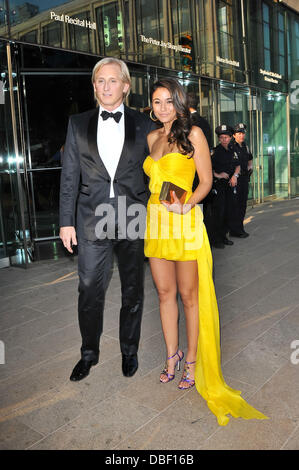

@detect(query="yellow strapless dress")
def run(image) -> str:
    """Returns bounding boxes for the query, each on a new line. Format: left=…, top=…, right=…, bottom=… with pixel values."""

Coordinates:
left=143, top=152, right=268, bottom=426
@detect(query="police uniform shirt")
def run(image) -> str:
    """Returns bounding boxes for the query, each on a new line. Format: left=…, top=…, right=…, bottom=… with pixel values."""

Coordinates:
left=212, top=144, right=240, bottom=176
left=230, top=141, right=252, bottom=174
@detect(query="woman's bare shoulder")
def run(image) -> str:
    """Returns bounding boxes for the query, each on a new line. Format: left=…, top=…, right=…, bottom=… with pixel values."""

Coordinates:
left=147, top=128, right=162, bottom=147
left=189, top=125, right=205, bottom=141
left=148, top=127, right=162, bottom=139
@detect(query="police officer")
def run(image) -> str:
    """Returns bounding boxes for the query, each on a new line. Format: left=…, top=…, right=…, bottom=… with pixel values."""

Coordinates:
left=204, top=124, right=240, bottom=249
left=229, top=123, right=253, bottom=238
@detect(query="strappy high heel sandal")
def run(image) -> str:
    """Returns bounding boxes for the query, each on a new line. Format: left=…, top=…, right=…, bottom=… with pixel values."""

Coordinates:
left=160, top=350, right=184, bottom=383
left=178, top=360, right=196, bottom=389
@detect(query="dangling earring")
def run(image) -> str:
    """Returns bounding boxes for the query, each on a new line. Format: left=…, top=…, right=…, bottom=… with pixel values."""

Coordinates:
left=150, top=109, right=158, bottom=122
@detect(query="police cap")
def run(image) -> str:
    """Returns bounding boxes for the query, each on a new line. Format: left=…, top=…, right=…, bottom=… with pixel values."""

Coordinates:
left=233, top=123, right=247, bottom=133
left=215, top=124, right=233, bottom=136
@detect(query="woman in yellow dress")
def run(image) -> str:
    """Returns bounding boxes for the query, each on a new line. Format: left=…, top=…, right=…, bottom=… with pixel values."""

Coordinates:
left=144, top=78, right=268, bottom=426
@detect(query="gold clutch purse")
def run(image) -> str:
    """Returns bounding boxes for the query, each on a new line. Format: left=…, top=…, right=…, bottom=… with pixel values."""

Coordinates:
left=159, top=181, right=187, bottom=204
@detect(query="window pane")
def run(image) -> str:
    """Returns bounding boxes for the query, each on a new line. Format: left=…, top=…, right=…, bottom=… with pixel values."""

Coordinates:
left=140, top=0, right=159, bottom=38
left=263, top=24, right=270, bottom=49
left=30, top=170, right=61, bottom=239
left=179, top=0, right=191, bottom=34
left=20, top=30, right=37, bottom=44
left=279, top=55, right=285, bottom=75
left=69, top=11, right=91, bottom=52
left=96, top=2, right=123, bottom=55
left=264, top=49, right=271, bottom=69
left=279, top=31, right=284, bottom=55
left=42, top=22, right=62, bottom=48
left=24, top=75, right=94, bottom=169
left=278, top=13, right=284, bottom=31
left=171, top=0, right=178, bottom=38
left=262, top=3, right=269, bottom=23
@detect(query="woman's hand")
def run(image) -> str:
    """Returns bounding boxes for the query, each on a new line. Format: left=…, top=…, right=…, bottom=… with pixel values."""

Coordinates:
left=161, top=191, right=192, bottom=214
left=229, top=175, right=238, bottom=187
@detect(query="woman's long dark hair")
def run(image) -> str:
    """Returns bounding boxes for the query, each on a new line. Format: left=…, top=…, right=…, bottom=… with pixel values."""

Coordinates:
left=150, top=78, right=194, bottom=157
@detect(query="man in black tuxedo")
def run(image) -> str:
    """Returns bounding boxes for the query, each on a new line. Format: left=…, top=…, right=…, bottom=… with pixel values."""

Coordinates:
left=187, top=92, right=212, bottom=149
left=59, top=58, right=156, bottom=381
left=187, top=92, right=212, bottom=195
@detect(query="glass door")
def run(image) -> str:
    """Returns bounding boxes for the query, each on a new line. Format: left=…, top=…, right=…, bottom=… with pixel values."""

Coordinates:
left=22, top=72, right=94, bottom=244
left=218, top=82, right=257, bottom=202
left=260, top=90, right=288, bottom=200
left=0, top=40, right=31, bottom=267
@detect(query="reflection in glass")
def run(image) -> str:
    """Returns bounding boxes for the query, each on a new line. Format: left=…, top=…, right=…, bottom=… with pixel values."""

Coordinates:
left=171, top=0, right=193, bottom=71
left=135, top=0, right=162, bottom=66
left=289, top=13, right=299, bottom=196
left=29, top=169, right=61, bottom=239
left=262, top=2, right=271, bottom=70
left=23, top=71, right=95, bottom=240
left=96, top=1, right=124, bottom=56
left=7, top=0, right=74, bottom=27
left=217, top=0, right=233, bottom=59
left=42, top=20, right=62, bottom=47
left=0, top=40, right=32, bottom=265
left=261, top=91, right=288, bottom=198
left=129, top=67, right=149, bottom=110
left=24, top=74, right=94, bottom=169
left=20, top=29, right=37, bottom=43
left=277, top=12, right=285, bottom=76
left=69, top=10, right=92, bottom=52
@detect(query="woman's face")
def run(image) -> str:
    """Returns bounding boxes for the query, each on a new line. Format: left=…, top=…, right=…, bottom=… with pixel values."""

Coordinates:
left=152, top=87, right=177, bottom=124
left=234, top=131, right=245, bottom=144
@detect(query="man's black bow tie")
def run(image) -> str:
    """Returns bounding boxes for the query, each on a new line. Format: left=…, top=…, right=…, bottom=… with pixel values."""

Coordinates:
left=101, top=110, right=122, bottom=123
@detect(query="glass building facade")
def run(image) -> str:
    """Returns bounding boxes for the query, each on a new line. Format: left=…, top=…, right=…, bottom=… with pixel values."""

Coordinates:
left=0, top=0, right=298, bottom=267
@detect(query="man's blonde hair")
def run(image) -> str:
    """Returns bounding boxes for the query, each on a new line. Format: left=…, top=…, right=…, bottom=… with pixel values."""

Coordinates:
left=91, top=57, right=131, bottom=103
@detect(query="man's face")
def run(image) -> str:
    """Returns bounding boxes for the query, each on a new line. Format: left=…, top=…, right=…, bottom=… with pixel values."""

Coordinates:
left=234, top=131, right=245, bottom=144
left=93, top=63, right=130, bottom=111
left=218, top=134, right=231, bottom=149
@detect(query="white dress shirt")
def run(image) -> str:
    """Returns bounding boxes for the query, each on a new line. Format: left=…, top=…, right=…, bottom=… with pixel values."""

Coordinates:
left=97, top=103, right=125, bottom=197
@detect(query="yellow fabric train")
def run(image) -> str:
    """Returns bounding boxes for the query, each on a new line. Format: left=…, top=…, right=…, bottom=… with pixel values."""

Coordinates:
left=143, top=152, right=268, bottom=426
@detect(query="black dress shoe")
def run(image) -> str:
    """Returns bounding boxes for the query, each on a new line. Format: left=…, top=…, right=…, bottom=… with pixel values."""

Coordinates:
left=122, top=354, right=138, bottom=377
left=223, top=237, right=234, bottom=246
left=70, top=358, right=98, bottom=382
left=211, top=242, right=225, bottom=249
left=230, top=232, right=249, bottom=239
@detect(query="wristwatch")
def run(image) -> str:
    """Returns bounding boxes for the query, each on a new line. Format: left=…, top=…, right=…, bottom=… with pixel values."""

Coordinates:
left=233, top=173, right=239, bottom=178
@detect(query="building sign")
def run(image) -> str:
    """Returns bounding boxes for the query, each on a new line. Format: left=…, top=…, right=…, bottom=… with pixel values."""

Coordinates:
left=140, top=35, right=191, bottom=54
left=259, top=69, right=282, bottom=84
left=50, top=11, right=96, bottom=30
left=216, top=56, right=240, bottom=67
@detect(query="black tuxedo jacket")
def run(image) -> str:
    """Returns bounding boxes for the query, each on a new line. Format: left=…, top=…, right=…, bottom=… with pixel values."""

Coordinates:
left=59, top=105, right=156, bottom=241
left=191, top=111, right=212, bottom=149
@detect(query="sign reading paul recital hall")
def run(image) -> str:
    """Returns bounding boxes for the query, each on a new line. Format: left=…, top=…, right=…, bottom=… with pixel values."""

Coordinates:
left=50, top=11, right=96, bottom=30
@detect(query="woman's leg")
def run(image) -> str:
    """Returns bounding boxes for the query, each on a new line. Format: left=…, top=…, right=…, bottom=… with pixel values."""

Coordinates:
left=176, top=260, right=199, bottom=388
left=149, top=257, right=183, bottom=382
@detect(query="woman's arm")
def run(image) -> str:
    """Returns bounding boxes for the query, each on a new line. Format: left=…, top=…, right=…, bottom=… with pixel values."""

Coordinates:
left=189, top=126, right=212, bottom=204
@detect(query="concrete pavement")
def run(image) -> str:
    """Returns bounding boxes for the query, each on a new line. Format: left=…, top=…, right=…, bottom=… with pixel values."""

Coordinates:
left=0, top=198, right=299, bottom=450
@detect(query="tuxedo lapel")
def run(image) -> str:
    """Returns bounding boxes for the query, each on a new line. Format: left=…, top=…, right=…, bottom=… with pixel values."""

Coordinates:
left=87, top=108, right=110, bottom=179
left=115, top=106, right=136, bottom=178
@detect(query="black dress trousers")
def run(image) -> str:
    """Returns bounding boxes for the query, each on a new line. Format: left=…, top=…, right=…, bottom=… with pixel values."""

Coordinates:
left=205, top=179, right=229, bottom=244
left=227, top=175, right=249, bottom=235
left=77, top=234, right=145, bottom=362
